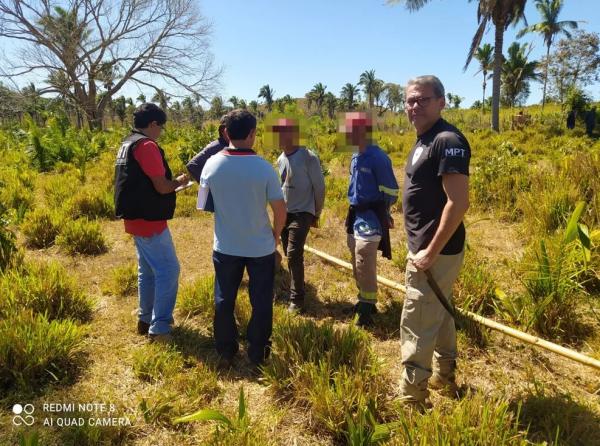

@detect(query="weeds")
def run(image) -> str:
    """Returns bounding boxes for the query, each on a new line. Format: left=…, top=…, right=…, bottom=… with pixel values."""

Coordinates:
left=0, top=310, right=86, bottom=391
left=56, top=218, right=108, bottom=255
left=21, top=208, right=62, bottom=248
left=102, top=263, right=137, bottom=297
left=0, top=260, right=94, bottom=323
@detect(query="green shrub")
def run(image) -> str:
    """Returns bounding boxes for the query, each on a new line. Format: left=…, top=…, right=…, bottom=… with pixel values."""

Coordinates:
left=455, top=250, right=497, bottom=316
left=41, top=171, right=80, bottom=209
left=0, top=260, right=94, bottom=323
left=56, top=218, right=108, bottom=255
left=386, top=393, right=529, bottom=445
left=0, top=204, right=17, bottom=272
left=518, top=172, right=578, bottom=236
left=471, top=141, right=530, bottom=220
left=0, top=310, right=86, bottom=391
left=263, top=318, right=388, bottom=437
left=67, top=189, right=114, bottom=220
left=103, top=263, right=137, bottom=297
left=21, top=208, right=62, bottom=248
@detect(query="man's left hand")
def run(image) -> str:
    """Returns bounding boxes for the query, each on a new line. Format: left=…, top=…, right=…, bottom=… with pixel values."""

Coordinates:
left=411, top=248, right=437, bottom=271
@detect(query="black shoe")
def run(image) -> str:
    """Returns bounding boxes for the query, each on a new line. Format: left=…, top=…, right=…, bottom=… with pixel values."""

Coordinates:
left=137, top=320, right=150, bottom=335
left=356, top=302, right=377, bottom=327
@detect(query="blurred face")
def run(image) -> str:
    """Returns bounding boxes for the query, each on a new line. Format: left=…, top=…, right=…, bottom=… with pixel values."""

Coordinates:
left=341, top=112, right=371, bottom=151
left=275, top=126, right=299, bottom=150
left=405, top=83, right=445, bottom=135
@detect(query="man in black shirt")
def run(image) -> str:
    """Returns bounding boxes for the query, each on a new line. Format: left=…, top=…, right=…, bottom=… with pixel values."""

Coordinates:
left=186, top=114, right=230, bottom=182
left=399, top=76, right=470, bottom=407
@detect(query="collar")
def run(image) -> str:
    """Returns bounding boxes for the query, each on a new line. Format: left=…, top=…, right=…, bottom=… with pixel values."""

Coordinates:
left=417, top=118, right=444, bottom=139
left=223, top=148, right=256, bottom=156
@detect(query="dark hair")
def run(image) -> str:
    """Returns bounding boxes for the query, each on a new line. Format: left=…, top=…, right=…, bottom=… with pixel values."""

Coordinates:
left=133, top=103, right=167, bottom=129
left=225, top=109, right=256, bottom=140
left=218, top=113, right=229, bottom=136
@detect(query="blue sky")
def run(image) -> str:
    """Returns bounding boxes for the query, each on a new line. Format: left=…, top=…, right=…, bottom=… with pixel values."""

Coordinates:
left=197, top=0, right=600, bottom=107
left=2, top=0, right=599, bottom=108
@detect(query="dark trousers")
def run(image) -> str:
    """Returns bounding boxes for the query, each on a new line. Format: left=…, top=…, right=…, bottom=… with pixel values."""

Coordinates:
left=281, top=212, right=313, bottom=304
left=212, top=250, right=275, bottom=364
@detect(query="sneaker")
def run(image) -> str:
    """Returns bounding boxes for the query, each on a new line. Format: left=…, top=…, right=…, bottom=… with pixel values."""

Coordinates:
left=137, top=320, right=150, bottom=335
left=148, top=333, right=173, bottom=344
left=429, top=373, right=461, bottom=399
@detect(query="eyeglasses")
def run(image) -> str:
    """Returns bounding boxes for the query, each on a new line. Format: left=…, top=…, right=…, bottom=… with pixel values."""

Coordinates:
left=405, top=96, right=435, bottom=108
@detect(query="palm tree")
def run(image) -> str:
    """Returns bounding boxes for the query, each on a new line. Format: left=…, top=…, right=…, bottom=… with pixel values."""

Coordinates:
left=340, top=83, right=360, bottom=110
left=324, top=92, right=338, bottom=119
left=517, top=0, right=578, bottom=109
left=229, top=96, right=240, bottom=108
left=501, top=42, right=538, bottom=108
left=359, top=69, right=379, bottom=109
left=309, top=83, right=327, bottom=115
left=474, top=43, right=494, bottom=113
left=151, top=90, right=170, bottom=111
left=258, top=85, right=275, bottom=112
left=396, top=0, right=528, bottom=132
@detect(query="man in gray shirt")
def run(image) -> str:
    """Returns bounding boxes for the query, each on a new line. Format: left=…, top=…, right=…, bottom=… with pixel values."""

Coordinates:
left=274, top=118, right=326, bottom=313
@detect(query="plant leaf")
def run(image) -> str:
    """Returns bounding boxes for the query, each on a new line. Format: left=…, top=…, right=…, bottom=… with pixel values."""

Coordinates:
left=577, top=223, right=591, bottom=263
left=564, top=201, right=586, bottom=245
left=173, top=409, right=233, bottom=427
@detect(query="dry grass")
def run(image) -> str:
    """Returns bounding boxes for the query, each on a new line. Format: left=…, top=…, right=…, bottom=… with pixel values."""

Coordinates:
left=1, top=148, right=599, bottom=444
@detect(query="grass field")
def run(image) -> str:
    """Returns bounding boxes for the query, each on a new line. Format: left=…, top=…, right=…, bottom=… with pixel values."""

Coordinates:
left=0, top=105, right=599, bottom=445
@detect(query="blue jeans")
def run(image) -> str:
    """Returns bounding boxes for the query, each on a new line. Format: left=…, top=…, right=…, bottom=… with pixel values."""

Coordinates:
left=134, top=228, right=180, bottom=335
left=212, top=250, right=275, bottom=364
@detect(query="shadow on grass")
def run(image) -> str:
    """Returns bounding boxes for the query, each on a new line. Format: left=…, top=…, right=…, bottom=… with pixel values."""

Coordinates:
left=0, top=349, right=90, bottom=407
left=171, top=324, right=267, bottom=383
left=516, top=392, right=600, bottom=446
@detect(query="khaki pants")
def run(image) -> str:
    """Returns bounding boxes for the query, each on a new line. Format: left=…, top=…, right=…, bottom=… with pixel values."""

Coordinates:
left=399, top=250, right=464, bottom=401
left=346, top=234, right=380, bottom=303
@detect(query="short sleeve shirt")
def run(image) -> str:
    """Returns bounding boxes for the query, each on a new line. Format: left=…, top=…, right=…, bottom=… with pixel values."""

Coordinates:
left=200, top=149, right=284, bottom=257
left=124, top=139, right=168, bottom=237
left=402, top=119, right=470, bottom=255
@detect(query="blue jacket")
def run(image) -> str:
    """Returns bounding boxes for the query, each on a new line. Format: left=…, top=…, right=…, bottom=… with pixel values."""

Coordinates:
left=348, top=145, right=398, bottom=208
left=346, top=145, right=398, bottom=258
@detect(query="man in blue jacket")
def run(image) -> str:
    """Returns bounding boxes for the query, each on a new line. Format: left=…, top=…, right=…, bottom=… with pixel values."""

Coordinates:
left=343, top=112, right=399, bottom=326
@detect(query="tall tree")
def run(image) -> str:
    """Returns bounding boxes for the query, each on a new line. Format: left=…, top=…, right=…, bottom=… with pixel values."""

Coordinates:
left=324, top=92, right=338, bottom=119
left=517, top=0, right=578, bottom=109
left=394, top=0, right=528, bottom=131
left=0, top=0, right=220, bottom=129
left=545, top=30, right=600, bottom=105
left=473, top=43, right=494, bottom=114
left=501, top=42, right=538, bottom=107
left=258, top=84, right=275, bottom=112
left=309, top=82, right=327, bottom=115
left=152, top=90, right=170, bottom=112
left=359, top=69, right=379, bottom=109
left=229, top=96, right=240, bottom=108
left=340, top=83, right=360, bottom=110
left=384, top=83, right=404, bottom=112
left=209, top=96, right=226, bottom=119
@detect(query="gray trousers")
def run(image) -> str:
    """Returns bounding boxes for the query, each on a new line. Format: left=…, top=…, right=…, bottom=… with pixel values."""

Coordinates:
left=399, top=250, right=464, bottom=401
left=346, top=234, right=380, bottom=303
